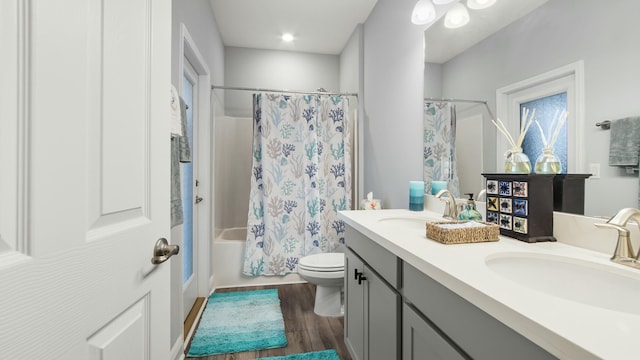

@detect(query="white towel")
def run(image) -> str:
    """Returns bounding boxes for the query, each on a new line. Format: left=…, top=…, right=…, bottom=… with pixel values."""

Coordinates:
left=170, top=85, right=183, bottom=136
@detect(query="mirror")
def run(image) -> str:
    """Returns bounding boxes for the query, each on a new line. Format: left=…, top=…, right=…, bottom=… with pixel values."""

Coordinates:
left=424, top=0, right=640, bottom=217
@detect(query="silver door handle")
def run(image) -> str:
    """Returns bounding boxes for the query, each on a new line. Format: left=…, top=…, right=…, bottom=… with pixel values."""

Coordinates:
left=195, top=196, right=203, bottom=204
left=151, top=238, right=180, bottom=265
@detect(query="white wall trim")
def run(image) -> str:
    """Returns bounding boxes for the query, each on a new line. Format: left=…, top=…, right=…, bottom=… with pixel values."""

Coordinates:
left=170, top=335, right=185, bottom=360
left=496, top=60, right=585, bottom=173
left=182, top=297, right=207, bottom=349
left=356, top=24, right=365, bottom=209
left=179, top=23, right=213, bottom=300
left=1, top=0, right=30, bottom=254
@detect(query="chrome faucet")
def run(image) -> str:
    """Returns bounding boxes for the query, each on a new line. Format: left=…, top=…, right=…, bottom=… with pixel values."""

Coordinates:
left=435, top=189, right=458, bottom=220
left=595, top=208, right=640, bottom=270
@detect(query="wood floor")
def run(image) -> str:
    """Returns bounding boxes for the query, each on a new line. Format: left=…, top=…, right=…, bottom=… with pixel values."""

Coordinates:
left=185, top=283, right=352, bottom=360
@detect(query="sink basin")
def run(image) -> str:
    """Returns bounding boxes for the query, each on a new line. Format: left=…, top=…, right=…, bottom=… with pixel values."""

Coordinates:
left=486, top=252, right=640, bottom=315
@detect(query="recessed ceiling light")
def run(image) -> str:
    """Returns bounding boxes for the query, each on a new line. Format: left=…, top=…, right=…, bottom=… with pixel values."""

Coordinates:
left=281, top=33, right=294, bottom=42
left=467, top=0, right=497, bottom=10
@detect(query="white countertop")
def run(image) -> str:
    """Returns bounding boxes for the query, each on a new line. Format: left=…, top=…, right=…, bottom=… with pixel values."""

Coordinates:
left=338, top=209, right=640, bottom=360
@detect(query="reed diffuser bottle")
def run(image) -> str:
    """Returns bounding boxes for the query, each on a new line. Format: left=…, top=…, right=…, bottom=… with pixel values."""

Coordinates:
left=533, top=109, right=566, bottom=174
left=492, top=107, right=536, bottom=174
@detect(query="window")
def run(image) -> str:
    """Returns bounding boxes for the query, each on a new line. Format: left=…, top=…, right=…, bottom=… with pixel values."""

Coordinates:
left=520, top=92, right=568, bottom=173
left=496, top=61, right=584, bottom=173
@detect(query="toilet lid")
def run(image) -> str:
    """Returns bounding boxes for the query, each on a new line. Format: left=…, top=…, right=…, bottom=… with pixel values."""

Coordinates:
left=298, top=253, right=344, bottom=271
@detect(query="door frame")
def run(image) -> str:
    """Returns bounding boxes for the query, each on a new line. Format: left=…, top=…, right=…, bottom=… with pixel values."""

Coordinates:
left=177, top=22, right=213, bottom=341
left=181, top=56, right=199, bottom=319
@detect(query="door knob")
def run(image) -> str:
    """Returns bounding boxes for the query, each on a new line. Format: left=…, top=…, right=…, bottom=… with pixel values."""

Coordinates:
left=151, top=238, right=180, bottom=265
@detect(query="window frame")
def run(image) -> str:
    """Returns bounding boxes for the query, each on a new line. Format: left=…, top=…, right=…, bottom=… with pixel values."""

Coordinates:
left=496, top=61, right=585, bottom=173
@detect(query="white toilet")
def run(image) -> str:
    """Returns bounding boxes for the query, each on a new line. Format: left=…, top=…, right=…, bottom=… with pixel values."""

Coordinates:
left=297, top=253, right=345, bottom=317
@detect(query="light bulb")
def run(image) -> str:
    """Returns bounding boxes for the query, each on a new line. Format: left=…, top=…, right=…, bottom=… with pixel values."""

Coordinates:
left=467, top=0, right=497, bottom=10
left=411, top=0, right=436, bottom=25
left=281, top=33, right=294, bottom=42
left=444, top=3, right=470, bottom=28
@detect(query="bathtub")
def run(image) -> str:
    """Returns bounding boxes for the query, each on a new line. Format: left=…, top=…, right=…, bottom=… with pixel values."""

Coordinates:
left=212, top=227, right=304, bottom=289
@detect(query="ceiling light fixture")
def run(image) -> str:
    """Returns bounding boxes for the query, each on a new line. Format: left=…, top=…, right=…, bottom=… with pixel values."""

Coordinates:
left=411, top=0, right=437, bottom=25
left=281, top=33, right=294, bottom=42
left=467, top=0, right=497, bottom=10
left=444, top=3, right=470, bottom=28
left=432, top=0, right=457, bottom=4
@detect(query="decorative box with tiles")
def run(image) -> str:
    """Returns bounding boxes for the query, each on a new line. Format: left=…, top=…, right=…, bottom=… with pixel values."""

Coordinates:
left=482, top=173, right=555, bottom=243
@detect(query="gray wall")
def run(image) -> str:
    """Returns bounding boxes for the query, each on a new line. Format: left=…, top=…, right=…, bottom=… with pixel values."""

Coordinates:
left=223, top=47, right=340, bottom=117
left=424, top=62, right=443, bottom=99
left=170, top=0, right=225, bottom=349
left=171, top=0, right=225, bottom=88
left=340, top=25, right=365, bottom=206
left=432, top=0, right=640, bottom=216
left=363, top=0, right=427, bottom=209
left=340, top=25, right=362, bottom=94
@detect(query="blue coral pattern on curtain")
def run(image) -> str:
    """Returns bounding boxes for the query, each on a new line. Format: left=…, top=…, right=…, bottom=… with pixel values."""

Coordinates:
left=423, top=102, right=460, bottom=197
left=244, top=93, right=351, bottom=276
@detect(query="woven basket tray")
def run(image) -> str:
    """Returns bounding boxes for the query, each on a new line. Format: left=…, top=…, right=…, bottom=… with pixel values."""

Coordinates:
left=426, top=221, right=500, bottom=245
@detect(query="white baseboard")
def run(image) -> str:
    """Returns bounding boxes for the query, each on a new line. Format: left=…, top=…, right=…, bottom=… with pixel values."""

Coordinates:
left=184, top=299, right=208, bottom=347
left=170, top=335, right=185, bottom=360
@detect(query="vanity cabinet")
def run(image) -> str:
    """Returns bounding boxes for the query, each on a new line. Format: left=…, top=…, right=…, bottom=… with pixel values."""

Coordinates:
left=403, top=262, right=557, bottom=360
left=344, top=223, right=557, bottom=360
left=402, top=303, right=466, bottom=360
left=344, top=227, right=401, bottom=360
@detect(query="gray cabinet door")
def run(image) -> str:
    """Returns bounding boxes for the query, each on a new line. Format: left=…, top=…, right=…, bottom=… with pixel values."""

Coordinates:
left=366, top=265, right=400, bottom=360
left=345, top=249, right=365, bottom=360
left=403, top=304, right=468, bottom=360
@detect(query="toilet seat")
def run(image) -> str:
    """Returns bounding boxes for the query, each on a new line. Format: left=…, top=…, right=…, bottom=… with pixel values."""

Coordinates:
left=298, top=253, right=344, bottom=272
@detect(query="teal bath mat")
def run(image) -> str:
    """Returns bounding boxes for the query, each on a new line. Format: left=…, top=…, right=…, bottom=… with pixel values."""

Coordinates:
left=257, top=350, right=340, bottom=360
left=187, top=289, right=287, bottom=357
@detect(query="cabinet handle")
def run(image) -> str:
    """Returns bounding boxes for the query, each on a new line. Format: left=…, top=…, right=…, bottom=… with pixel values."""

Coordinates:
left=354, top=268, right=363, bottom=280
left=358, top=274, right=367, bottom=285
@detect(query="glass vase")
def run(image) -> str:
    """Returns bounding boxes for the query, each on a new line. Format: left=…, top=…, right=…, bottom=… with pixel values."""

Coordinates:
left=535, top=147, right=562, bottom=174
left=504, top=147, right=532, bottom=174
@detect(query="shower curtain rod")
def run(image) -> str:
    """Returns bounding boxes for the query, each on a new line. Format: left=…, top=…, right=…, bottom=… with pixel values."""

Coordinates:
left=424, top=96, right=496, bottom=120
left=211, top=85, right=358, bottom=97
left=424, top=96, right=486, bottom=104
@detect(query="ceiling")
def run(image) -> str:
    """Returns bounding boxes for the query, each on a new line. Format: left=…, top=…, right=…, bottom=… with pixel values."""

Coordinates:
left=424, top=0, right=550, bottom=64
left=208, top=0, right=550, bottom=61
left=209, top=0, right=378, bottom=55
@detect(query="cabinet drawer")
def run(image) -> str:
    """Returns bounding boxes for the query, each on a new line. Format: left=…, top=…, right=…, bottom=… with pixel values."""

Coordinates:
left=346, top=225, right=400, bottom=288
left=403, top=262, right=556, bottom=360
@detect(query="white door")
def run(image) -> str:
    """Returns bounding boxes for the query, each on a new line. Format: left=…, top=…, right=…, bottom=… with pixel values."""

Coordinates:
left=0, top=0, right=173, bottom=359
left=181, top=59, right=199, bottom=318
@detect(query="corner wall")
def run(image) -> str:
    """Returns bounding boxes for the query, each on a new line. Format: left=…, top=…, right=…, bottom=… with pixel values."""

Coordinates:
left=170, top=0, right=225, bottom=350
left=362, top=0, right=427, bottom=209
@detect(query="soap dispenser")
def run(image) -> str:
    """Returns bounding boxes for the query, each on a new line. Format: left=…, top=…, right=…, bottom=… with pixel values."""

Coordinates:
left=458, top=193, right=483, bottom=221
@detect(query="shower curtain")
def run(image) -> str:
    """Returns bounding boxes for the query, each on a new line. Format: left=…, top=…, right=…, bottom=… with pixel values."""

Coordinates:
left=243, top=93, right=351, bottom=276
left=423, top=102, right=461, bottom=197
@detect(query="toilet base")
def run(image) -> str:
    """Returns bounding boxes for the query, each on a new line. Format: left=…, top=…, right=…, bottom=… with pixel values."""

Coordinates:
left=313, top=285, right=344, bottom=317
